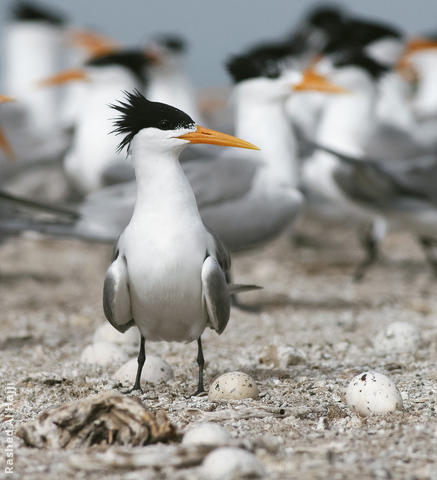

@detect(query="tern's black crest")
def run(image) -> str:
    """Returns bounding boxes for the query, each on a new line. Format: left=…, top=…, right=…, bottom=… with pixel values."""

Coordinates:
left=333, top=51, right=389, bottom=80
left=226, top=52, right=284, bottom=83
left=246, top=41, right=300, bottom=63
left=290, top=4, right=345, bottom=54
left=111, top=90, right=195, bottom=152
left=154, top=35, right=187, bottom=53
left=12, top=1, right=66, bottom=25
left=347, top=18, right=402, bottom=46
left=306, top=5, right=344, bottom=28
left=86, top=50, right=148, bottom=85
left=323, top=17, right=402, bottom=54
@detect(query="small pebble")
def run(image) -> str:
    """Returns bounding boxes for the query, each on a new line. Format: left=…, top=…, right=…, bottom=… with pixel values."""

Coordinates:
left=113, top=356, right=173, bottom=385
left=93, top=323, right=140, bottom=346
left=373, top=321, right=422, bottom=354
left=182, top=423, right=231, bottom=447
left=276, top=345, right=306, bottom=367
left=346, top=371, right=403, bottom=416
left=202, top=447, right=265, bottom=479
left=80, top=342, right=128, bottom=367
left=208, top=372, right=259, bottom=402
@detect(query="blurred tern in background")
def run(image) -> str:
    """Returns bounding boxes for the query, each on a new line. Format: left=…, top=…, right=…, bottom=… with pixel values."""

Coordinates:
left=39, top=50, right=148, bottom=194
left=145, top=35, right=205, bottom=123
left=2, top=1, right=69, bottom=163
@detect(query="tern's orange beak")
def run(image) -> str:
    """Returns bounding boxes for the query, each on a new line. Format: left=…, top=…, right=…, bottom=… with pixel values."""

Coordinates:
left=144, top=47, right=162, bottom=64
left=67, top=29, right=119, bottom=58
left=37, top=68, right=88, bottom=87
left=178, top=126, right=259, bottom=150
left=403, top=37, right=437, bottom=57
left=0, top=127, right=15, bottom=161
left=396, top=37, right=437, bottom=81
left=0, top=95, right=15, bottom=104
left=294, top=68, right=350, bottom=93
left=0, top=95, right=15, bottom=160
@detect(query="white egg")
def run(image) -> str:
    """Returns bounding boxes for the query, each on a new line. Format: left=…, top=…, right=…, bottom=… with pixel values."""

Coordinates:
left=202, top=447, right=265, bottom=479
left=113, top=355, right=173, bottom=386
left=80, top=342, right=128, bottom=367
left=373, top=321, right=422, bottom=354
left=346, top=371, right=403, bottom=416
left=183, top=423, right=231, bottom=447
left=208, top=372, right=259, bottom=402
left=93, top=322, right=140, bottom=346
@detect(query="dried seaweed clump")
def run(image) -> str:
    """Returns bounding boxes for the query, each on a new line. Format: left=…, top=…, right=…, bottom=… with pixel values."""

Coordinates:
left=17, top=391, right=176, bottom=449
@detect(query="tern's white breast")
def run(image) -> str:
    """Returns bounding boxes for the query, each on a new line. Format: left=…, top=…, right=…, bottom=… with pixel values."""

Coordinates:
left=120, top=159, right=209, bottom=343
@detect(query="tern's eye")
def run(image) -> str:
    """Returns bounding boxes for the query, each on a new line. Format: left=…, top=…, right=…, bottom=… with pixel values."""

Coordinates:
left=159, top=119, right=169, bottom=129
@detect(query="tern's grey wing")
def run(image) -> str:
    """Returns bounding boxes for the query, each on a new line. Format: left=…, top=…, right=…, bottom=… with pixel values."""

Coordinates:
left=201, top=256, right=230, bottom=335
left=386, top=156, right=437, bottom=204
left=103, top=250, right=134, bottom=333
left=101, top=163, right=135, bottom=186
left=364, top=124, right=427, bottom=162
left=206, top=228, right=231, bottom=274
left=333, top=162, right=400, bottom=209
left=332, top=156, right=435, bottom=214
left=183, top=156, right=260, bottom=208
left=77, top=182, right=136, bottom=240
left=315, top=143, right=432, bottom=209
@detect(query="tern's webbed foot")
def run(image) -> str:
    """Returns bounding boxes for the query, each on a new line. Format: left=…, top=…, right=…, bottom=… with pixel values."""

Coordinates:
left=122, top=382, right=143, bottom=394
left=191, top=388, right=207, bottom=397
left=419, top=237, right=437, bottom=278
left=354, top=227, right=380, bottom=282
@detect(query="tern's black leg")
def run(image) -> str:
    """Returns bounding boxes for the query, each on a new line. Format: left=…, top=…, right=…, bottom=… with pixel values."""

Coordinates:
left=124, top=334, right=145, bottom=393
left=419, top=237, right=437, bottom=277
left=354, top=225, right=380, bottom=282
left=193, top=337, right=205, bottom=396
left=227, top=271, right=260, bottom=313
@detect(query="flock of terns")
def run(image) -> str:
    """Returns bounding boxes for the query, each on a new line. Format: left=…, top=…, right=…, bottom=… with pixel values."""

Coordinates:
left=1, top=2, right=437, bottom=394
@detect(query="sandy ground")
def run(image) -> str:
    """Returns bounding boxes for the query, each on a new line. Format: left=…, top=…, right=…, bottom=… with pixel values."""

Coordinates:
left=0, top=218, right=436, bottom=479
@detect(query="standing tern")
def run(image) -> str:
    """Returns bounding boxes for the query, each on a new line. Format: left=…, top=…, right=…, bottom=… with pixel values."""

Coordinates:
left=104, top=90, right=260, bottom=394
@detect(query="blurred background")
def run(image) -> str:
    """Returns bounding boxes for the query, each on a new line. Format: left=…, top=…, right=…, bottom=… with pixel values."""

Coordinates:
left=1, top=0, right=437, bottom=86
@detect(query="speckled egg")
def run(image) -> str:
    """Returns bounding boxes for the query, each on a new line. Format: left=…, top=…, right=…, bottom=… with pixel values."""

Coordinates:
left=208, top=372, right=259, bottom=401
left=183, top=422, right=231, bottom=447
left=373, top=321, right=422, bottom=354
left=113, top=355, right=173, bottom=386
left=346, top=371, right=403, bottom=416
left=202, top=447, right=265, bottom=479
left=93, top=322, right=140, bottom=346
left=80, top=341, right=128, bottom=367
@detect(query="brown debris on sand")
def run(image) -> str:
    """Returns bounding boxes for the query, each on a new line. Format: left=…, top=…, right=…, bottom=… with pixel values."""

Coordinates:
left=17, top=390, right=177, bottom=449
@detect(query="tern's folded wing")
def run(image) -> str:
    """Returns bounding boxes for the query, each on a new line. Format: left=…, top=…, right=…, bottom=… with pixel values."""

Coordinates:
left=103, top=251, right=134, bottom=333
left=201, top=256, right=230, bottom=335
left=183, top=156, right=260, bottom=209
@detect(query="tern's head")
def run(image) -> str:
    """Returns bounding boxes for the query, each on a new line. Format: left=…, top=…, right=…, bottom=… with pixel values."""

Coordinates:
left=398, top=37, right=437, bottom=117
left=321, top=16, right=403, bottom=67
left=145, top=35, right=187, bottom=71
left=37, top=49, right=148, bottom=88
left=328, top=51, right=389, bottom=90
left=86, top=50, right=148, bottom=84
left=227, top=53, right=347, bottom=103
left=11, top=1, right=66, bottom=26
left=291, top=4, right=345, bottom=53
left=111, top=90, right=258, bottom=155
